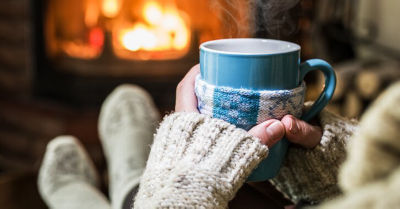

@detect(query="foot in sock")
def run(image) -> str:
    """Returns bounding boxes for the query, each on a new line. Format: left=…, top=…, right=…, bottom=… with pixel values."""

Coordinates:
left=38, top=136, right=111, bottom=209
left=98, top=84, right=160, bottom=209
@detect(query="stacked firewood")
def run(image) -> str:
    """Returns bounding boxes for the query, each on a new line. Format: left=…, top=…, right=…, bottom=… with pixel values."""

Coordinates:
left=325, top=60, right=400, bottom=118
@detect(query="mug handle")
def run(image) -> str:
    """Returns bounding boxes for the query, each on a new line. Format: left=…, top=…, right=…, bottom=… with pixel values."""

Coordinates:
left=299, top=59, right=336, bottom=122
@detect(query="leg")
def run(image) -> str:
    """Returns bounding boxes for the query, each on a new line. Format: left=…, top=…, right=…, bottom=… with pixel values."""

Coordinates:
left=98, top=84, right=160, bottom=209
left=122, top=186, right=139, bottom=209
left=38, top=136, right=111, bottom=209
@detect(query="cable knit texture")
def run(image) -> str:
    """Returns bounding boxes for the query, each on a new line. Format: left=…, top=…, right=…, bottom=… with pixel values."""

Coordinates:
left=134, top=112, right=269, bottom=209
left=38, top=136, right=111, bottom=209
left=338, top=82, right=400, bottom=192
left=318, top=81, right=400, bottom=209
left=270, top=109, right=358, bottom=204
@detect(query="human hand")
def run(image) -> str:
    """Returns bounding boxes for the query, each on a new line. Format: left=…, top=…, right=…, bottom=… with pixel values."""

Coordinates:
left=175, top=64, right=200, bottom=113
left=248, top=120, right=285, bottom=148
left=281, top=115, right=322, bottom=148
left=175, top=65, right=322, bottom=148
left=248, top=115, right=323, bottom=149
left=175, top=64, right=286, bottom=148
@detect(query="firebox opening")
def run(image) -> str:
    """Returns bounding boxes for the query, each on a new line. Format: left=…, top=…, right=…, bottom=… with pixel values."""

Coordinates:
left=45, top=0, right=250, bottom=62
left=36, top=0, right=254, bottom=107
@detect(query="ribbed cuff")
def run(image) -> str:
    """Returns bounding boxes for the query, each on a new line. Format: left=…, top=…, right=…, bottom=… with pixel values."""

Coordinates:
left=134, top=112, right=268, bottom=209
left=270, top=110, right=358, bottom=204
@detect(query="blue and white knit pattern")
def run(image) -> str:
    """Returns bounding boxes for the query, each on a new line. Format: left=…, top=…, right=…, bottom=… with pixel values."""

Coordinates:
left=195, top=75, right=306, bottom=131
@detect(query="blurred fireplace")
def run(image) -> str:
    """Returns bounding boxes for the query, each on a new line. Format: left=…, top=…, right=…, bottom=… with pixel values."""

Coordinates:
left=33, top=0, right=253, bottom=108
left=0, top=1, right=304, bottom=207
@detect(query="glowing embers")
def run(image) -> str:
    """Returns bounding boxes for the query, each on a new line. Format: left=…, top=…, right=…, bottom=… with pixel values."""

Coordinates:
left=102, top=0, right=122, bottom=18
left=113, top=1, right=190, bottom=60
left=46, top=0, right=191, bottom=60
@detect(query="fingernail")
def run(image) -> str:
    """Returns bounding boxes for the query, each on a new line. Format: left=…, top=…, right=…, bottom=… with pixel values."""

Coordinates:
left=266, top=121, right=283, bottom=141
left=289, top=118, right=299, bottom=134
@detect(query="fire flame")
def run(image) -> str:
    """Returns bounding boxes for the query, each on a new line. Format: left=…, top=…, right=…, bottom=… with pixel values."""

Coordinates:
left=56, top=0, right=190, bottom=60
left=102, top=0, right=121, bottom=18
left=118, top=1, right=190, bottom=52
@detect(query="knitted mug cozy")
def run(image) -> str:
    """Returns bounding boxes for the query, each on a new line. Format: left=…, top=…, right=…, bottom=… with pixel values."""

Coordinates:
left=195, top=75, right=306, bottom=131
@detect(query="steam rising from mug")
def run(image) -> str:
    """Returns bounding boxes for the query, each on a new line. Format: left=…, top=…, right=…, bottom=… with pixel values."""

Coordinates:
left=210, top=0, right=300, bottom=37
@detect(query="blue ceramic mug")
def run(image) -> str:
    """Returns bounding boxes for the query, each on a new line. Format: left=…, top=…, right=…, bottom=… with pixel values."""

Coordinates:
left=198, top=38, right=336, bottom=181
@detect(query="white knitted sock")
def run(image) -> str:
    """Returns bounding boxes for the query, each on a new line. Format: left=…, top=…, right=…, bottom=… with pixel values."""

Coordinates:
left=38, top=136, right=111, bottom=209
left=98, top=84, right=160, bottom=209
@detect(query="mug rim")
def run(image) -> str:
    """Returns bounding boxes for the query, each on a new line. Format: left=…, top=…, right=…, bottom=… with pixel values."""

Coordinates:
left=200, top=38, right=301, bottom=56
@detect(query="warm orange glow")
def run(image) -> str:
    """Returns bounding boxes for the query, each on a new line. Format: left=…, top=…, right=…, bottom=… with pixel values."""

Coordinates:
left=62, top=42, right=101, bottom=59
left=61, top=27, right=104, bottom=59
left=143, top=2, right=163, bottom=25
left=48, top=0, right=195, bottom=60
left=89, top=27, right=105, bottom=49
left=85, top=0, right=100, bottom=27
left=162, top=10, right=190, bottom=50
left=120, top=24, right=157, bottom=51
left=102, top=0, right=121, bottom=18
left=117, top=1, right=190, bottom=54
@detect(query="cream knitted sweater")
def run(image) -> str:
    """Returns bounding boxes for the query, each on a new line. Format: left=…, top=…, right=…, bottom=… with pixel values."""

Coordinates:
left=133, top=110, right=355, bottom=208
left=134, top=82, right=400, bottom=209
left=134, top=112, right=269, bottom=208
left=271, top=110, right=357, bottom=203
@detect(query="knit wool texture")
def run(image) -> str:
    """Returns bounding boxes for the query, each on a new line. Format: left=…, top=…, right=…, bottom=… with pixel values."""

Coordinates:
left=38, top=136, right=111, bottom=209
left=338, top=81, right=400, bottom=192
left=270, top=109, right=358, bottom=204
left=98, top=84, right=160, bottom=209
left=318, top=81, right=400, bottom=209
left=134, top=112, right=269, bottom=209
left=195, top=75, right=306, bottom=131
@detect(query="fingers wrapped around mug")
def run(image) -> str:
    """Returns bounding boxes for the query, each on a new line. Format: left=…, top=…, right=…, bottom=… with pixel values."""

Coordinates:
left=175, top=64, right=200, bottom=113
left=248, top=119, right=285, bottom=147
left=281, top=115, right=322, bottom=148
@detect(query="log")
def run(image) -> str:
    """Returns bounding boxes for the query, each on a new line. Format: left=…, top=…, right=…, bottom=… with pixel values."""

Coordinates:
left=332, top=61, right=363, bottom=101
left=342, top=90, right=363, bottom=118
left=306, top=61, right=362, bottom=102
left=355, top=62, right=400, bottom=100
left=305, top=82, right=324, bottom=102
left=355, top=70, right=380, bottom=99
left=326, top=103, right=341, bottom=115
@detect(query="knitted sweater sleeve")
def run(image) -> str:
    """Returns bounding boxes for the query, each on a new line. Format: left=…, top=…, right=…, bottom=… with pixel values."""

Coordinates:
left=133, top=112, right=269, bottom=209
left=270, top=110, right=358, bottom=204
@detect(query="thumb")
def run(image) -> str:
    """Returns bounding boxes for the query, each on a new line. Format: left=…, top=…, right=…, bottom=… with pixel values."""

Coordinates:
left=281, top=115, right=322, bottom=148
left=248, top=120, right=285, bottom=147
